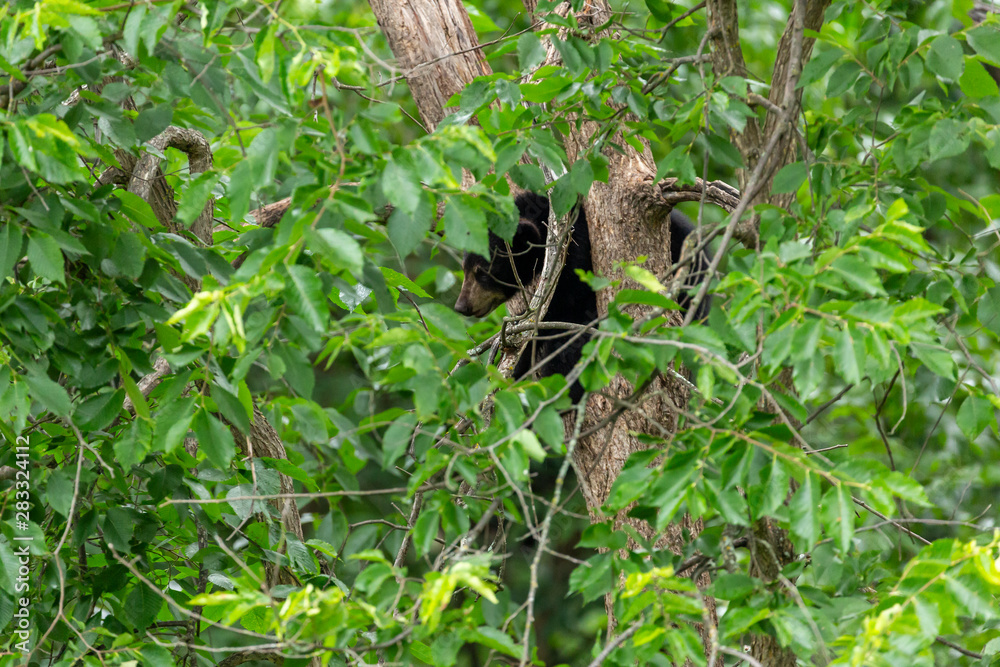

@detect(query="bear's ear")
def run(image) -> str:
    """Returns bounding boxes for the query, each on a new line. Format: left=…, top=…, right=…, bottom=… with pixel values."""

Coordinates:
left=514, top=216, right=544, bottom=248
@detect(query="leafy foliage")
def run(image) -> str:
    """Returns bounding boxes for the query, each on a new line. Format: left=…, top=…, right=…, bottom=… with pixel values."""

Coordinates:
left=1, top=0, right=999, bottom=665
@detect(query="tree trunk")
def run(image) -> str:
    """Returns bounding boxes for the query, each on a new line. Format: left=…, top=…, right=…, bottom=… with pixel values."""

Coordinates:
left=370, top=0, right=829, bottom=659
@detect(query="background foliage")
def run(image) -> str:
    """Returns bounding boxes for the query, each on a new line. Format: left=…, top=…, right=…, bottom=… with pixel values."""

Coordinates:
left=1, top=0, right=1000, bottom=665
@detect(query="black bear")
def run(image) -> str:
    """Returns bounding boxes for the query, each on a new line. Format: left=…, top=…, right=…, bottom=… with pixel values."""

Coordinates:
left=454, top=192, right=711, bottom=401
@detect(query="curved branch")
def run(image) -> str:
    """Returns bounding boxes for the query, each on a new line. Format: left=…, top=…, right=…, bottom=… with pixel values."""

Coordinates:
left=129, top=126, right=215, bottom=244
left=655, top=177, right=741, bottom=214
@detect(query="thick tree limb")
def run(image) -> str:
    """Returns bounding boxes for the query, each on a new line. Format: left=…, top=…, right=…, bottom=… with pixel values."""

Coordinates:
left=129, top=126, right=215, bottom=244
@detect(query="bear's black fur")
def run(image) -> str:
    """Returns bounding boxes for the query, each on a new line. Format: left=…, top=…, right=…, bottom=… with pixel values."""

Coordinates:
left=454, top=192, right=711, bottom=401
left=668, top=208, right=714, bottom=322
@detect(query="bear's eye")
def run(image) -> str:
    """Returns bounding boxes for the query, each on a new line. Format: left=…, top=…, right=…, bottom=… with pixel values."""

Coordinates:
left=474, top=266, right=493, bottom=287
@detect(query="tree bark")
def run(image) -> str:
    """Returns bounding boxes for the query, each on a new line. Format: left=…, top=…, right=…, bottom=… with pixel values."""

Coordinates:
left=367, top=0, right=491, bottom=131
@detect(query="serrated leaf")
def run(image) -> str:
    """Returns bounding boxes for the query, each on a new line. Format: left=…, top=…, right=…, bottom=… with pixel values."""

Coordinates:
left=25, top=370, right=72, bottom=417
left=926, top=35, right=964, bottom=80
left=193, top=410, right=236, bottom=470
left=27, top=234, right=65, bottom=284
left=176, top=171, right=219, bottom=227
left=0, top=224, right=23, bottom=280
left=790, top=473, right=820, bottom=546
left=443, top=197, right=488, bottom=257
left=957, top=395, right=994, bottom=441
left=309, top=227, right=364, bottom=274
left=967, top=25, right=1000, bottom=66
left=152, top=396, right=196, bottom=455
left=387, top=207, right=426, bottom=258
left=383, top=158, right=422, bottom=215
left=959, top=58, right=999, bottom=98
left=413, top=509, right=439, bottom=555
left=834, top=326, right=861, bottom=385
left=772, top=161, right=807, bottom=194
left=830, top=254, right=884, bottom=295
left=462, top=626, right=519, bottom=658
left=124, top=584, right=163, bottom=630
left=285, top=264, right=329, bottom=332
left=911, top=342, right=955, bottom=379
left=833, top=484, right=853, bottom=552
left=103, top=507, right=135, bottom=552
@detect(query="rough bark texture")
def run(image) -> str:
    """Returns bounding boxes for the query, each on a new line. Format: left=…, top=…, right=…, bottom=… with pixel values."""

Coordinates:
left=708, top=0, right=829, bottom=247
left=368, top=0, right=492, bottom=131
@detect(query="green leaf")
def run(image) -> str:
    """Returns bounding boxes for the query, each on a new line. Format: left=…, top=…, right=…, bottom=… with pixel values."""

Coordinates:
left=928, top=118, right=971, bottom=161
left=772, top=161, right=808, bottom=194
left=605, top=463, right=653, bottom=510
left=309, top=227, right=364, bottom=274
left=978, top=285, right=1000, bottom=338
left=114, top=190, right=163, bottom=229
left=957, top=395, right=993, bottom=441
left=109, top=232, right=147, bottom=280
left=461, top=626, right=519, bottom=658
left=421, top=303, right=467, bottom=340
left=911, top=342, right=955, bottom=379
left=122, top=5, right=146, bottom=59
left=882, top=471, right=931, bottom=506
left=176, top=172, right=220, bottom=227
left=711, top=573, right=757, bottom=602
left=799, top=48, right=845, bottom=87
left=790, top=473, right=820, bottom=547
left=0, top=224, right=23, bottom=280
left=914, top=598, right=942, bottom=639
left=645, top=0, right=673, bottom=21
left=413, top=509, right=439, bottom=556
left=8, top=123, right=37, bottom=171
left=75, top=389, right=124, bottom=432
left=124, top=584, right=164, bottom=631
left=443, top=197, right=488, bottom=257
left=383, top=158, right=422, bottom=215
left=257, top=22, right=277, bottom=83
left=382, top=414, right=417, bottom=469
left=759, top=456, right=790, bottom=516
left=967, top=25, right=1000, bottom=66
left=103, top=507, right=135, bottom=552
left=45, top=470, right=75, bottom=518
left=959, top=58, right=1000, bottom=98
left=25, top=370, right=72, bottom=417
left=285, top=264, right=329, bottom=332
left=567, top=553, right=613, bottom=602
left=211, top=385, right=252, bottom=435
left=514, top=430, right=546, bottom=461
left=382, top=267, right=430, bottom=298
left=830, top=254, right=884, bottom=295
left=152, top=396, right=196, bottom=455
left=925, top=35, right=964, bottom=80
left=387, top=207, right=427, bottom=258
left=134, top=105, right=173, bottom=144
left=27, top=234, right=65, bottom=284
left=193, top=410, right=236, bottom=470
left=833, top=484, right=854, bottom=552
left=517, top=31, right=545, bottom=72
left=228, top=159, right=253, bottom=225
left=834, top=326, right=861, bottom=385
